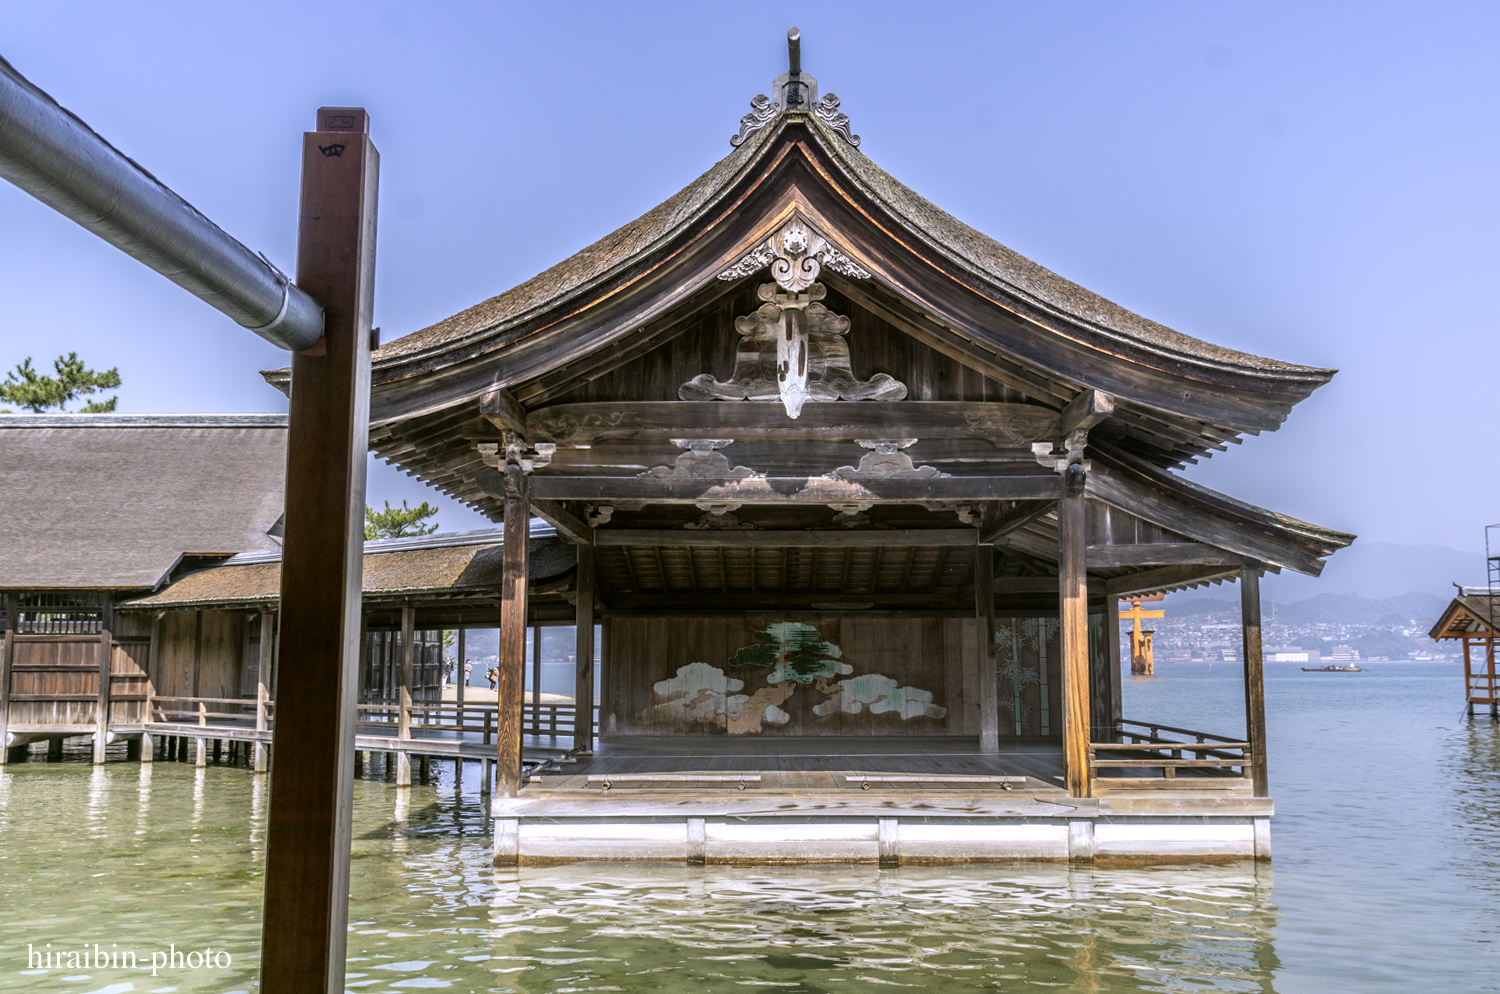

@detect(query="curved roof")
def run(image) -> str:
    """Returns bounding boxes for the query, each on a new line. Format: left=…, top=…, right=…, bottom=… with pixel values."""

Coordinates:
left=296, top=106, right=1334, bottom=448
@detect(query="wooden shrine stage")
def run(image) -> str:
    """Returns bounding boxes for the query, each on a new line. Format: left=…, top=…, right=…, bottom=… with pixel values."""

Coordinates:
left=498, top=735, right=1271, bottom=866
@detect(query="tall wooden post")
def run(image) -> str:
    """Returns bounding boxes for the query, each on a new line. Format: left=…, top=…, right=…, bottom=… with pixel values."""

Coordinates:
left=974, top=543, right=999, bottom=752
left=1106, top=598, right=1122, bottom=741
left=94, top=599, right=113, bottom=764
left=496, top=478, right=529, bottom=805
left=396, top=604, right=415, bottom=786
left=1240, top=563, right=1269, bottom=797
left=1058, top=463, right=1091, bottom=798
left=456, top=626, right=467, bottom=735
left=575, top=540, right=596, bottom=754
left=254, top=611, right=273, bottom=773
left=139, top=611, right=160, bottom=764
left=531, top=624, right=542, bottom=714
left=259, top=106, right=377, bottom=994
left=0, top=594, right=14, bottom=765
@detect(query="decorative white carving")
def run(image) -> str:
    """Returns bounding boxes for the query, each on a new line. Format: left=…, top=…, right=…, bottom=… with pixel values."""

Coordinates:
left=825, top=439, right=948, bottom=481
left=717, top=216, right=871, bottom=290
left=680, top=280, right=906, bottom=419
left=684, top=502, right=756, bottom=530
left=813, top=93, right=860, bottom=146
left=731, top=94, right=779, bottom=148
left=639, top=440, right=764, bottom=481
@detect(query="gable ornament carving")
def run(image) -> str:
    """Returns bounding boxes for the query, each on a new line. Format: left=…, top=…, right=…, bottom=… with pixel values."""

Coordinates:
left=681, top=280, right=905, bottom=419
left=717, top=217, right=870, bottom=292
left=639, top=440, right=764, bottom=481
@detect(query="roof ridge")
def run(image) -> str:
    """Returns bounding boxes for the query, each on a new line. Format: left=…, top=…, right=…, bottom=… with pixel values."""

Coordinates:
left=0, top=413, right=288, bottom=427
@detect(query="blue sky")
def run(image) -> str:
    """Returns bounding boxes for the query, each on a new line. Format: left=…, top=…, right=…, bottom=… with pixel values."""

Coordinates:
left=2, top=2, right=1496, bottom=551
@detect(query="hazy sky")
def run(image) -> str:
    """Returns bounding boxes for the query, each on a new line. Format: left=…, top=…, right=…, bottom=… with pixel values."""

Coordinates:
left=2, top=2, right=1496, bottom=551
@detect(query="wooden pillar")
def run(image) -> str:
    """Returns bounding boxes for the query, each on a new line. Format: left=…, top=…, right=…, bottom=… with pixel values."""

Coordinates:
left=496, top=479, right=529, bottom=808
left=456, top=626, right=466, bottom=732
left=92, top=599, right=114, bottom=764
left=140, top=612, right=160, bottom=764
left=575, top=540, right=595, bottom=754
left=0, top=594, right=14, bottom=766
left=1106, top=598, right=1123, bottom=742
left=1240, top=562, right=1270, bottom=798
left=974, top=543, right=999, bottom=753
left=1058, top=464, right=1091, bottom=798
left=531, top=623, right=542, bottom=716
left=196, top=700, right=208, bottom=767
left=259, top=106, right=378, bottom=994
left=396, top=605, right=415, bottom=787
left=254, top=611, right=273, bottom=774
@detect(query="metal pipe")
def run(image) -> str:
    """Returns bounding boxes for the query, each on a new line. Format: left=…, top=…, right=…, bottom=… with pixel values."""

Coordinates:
left=0, top=55, right=322, bottom=351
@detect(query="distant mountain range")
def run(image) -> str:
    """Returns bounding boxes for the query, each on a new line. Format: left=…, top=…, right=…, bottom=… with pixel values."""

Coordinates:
left=1260, top=541, right=1486, bottom=602
left=1160, top=542, right=1487, bottom=624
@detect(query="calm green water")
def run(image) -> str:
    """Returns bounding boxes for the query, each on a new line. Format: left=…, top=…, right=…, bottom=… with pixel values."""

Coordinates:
left=0, top=662, right=1495, bottom=992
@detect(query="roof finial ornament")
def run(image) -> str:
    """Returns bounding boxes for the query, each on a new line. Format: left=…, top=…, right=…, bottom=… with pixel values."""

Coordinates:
left=730, top=28, right=860, bottom=149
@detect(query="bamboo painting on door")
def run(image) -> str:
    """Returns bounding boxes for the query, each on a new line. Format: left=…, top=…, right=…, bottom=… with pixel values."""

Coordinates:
left=994, top=617, right=1060, bottom=738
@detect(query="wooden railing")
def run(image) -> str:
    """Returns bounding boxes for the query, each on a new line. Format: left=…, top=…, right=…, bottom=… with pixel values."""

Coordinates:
left=1089, top=718, right=1250, bottom=780
left=148, top=695, right=269, bottom=724
left=354, top=701, right=595, bottom=739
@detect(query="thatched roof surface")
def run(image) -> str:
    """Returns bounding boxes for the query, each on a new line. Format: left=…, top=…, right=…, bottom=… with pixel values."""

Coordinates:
left=122, top=529, right=575, bottom=609
left=353, top=113, right=1328, bottom=387
left=0, top=415, right=286, bottom=590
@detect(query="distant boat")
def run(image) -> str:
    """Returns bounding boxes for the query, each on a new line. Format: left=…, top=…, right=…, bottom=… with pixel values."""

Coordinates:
left=1301, top=663, right=1364, bottom=672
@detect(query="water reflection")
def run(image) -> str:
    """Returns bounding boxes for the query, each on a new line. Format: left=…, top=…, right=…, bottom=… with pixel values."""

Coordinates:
left=0, top=764, right=1288, bottom=993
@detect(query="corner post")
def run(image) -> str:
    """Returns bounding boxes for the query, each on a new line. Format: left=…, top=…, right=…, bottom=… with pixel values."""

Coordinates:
left=1059, top=463, right=1091, bottom=798
left=1106, top=597, right=1122, bottom=742
left=1240, top=562, right=1270, bottom=797
left=396, top=604, right=415, bottom=787
left=0, top=594, right=14, bottom=765
left=975, top=542, right=999, bottom=753
left=496, top=470, right=530, bottom=809
left=575, top=538, right=596, bottom=754
left=259, top=106, right=377, bottom=994
left=95, top=599, right=113, bottom=764
left=254, top=610, right=273, bottom=773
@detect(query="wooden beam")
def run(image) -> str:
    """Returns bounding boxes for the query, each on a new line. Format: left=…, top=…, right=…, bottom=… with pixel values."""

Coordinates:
left=528, top=474, right=1060, bottom=503
left=1085, top=543, right=1241, bottom=568
left=593, top=529, right=978, bottom=548
left=530, top=498, right=591, bottom=546
left=1087, top=466, right=1327, bottom=575
left=980, top=500, right=1057, bottom=544
left=479, top=386, right=527, bottom=437
left=496, top=479, right=529, bottom=817
left=259, top=106, right=377, bottom=994
left=1105, top=596, right=1122, bottom=742
left=975, top=544, right=999, bottom=753
left=1058, top=465, right=1090, bottom=799
left=575, top=541, right=595, bottom=755
left=1240, top=563, right=1270, bottom=802
left=526, top=401, right=1060, bottom=449
left=1058, top=389, right=1114, bottom=438
left=1104, top=565, right=1240, bottom=598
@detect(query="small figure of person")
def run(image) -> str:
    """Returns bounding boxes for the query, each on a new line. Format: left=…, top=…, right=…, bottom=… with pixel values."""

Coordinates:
left=486, top=666, right=498, bottom=691
left=441, top=659, right=453, bottom=687
left=464, top=658, right=474, bottom=686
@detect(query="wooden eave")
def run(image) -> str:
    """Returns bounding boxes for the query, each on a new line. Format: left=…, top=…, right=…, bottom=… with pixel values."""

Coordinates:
left=268, top=116, right=1334, bottom=469
left=1429, top=596, right=1498, bottom=640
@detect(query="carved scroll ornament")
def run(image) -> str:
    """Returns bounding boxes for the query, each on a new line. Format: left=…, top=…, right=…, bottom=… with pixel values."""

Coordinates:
left=680, top=281, right=906, bottom=419
left=718, top=217, right=870, bottom=292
